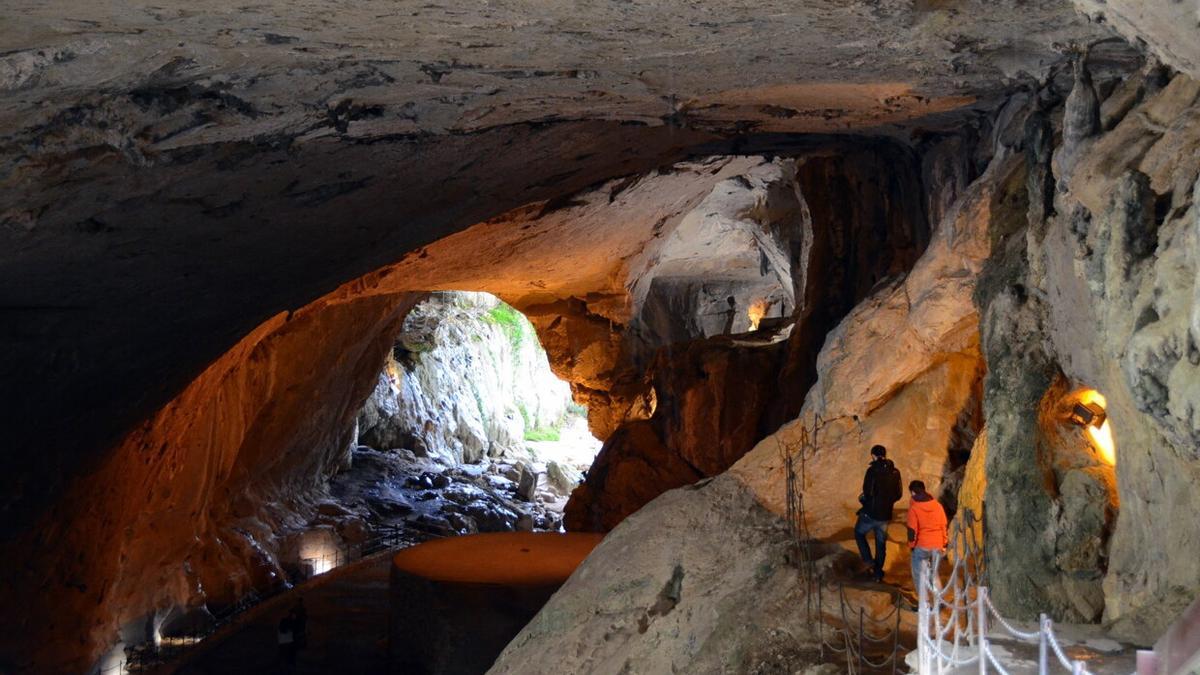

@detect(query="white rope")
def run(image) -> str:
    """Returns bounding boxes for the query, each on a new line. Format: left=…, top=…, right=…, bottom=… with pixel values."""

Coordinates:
left=920, top=632, right=981, bottom=666
left=983, top=592, right=1042, bottom=641
left=983, top=639, right=1013, bottom=675
left=1044, top=621, right=1095, bottom=675
left=914, top=510, right=1110, bottom=675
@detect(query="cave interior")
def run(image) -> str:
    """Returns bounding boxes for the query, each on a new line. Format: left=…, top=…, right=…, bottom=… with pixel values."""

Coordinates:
left=3, top=0, right=1200, bottom=673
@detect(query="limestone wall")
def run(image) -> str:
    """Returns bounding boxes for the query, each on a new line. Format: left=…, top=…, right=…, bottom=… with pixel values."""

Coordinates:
left=358, top=292, right=571, bottom=465
left=982, top=71, right=1200, bottom=642
left=492, top=70, right=1200, bottom=672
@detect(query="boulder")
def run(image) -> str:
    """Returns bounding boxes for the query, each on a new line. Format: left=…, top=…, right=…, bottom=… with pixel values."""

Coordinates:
left=492, top=476, right=825, bottom=674
left=545, top=461, right=582, bottom=495
left=517, top=465, right=540, bottom=503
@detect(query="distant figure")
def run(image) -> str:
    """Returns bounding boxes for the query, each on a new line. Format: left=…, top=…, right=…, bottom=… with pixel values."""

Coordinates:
left=277, top=614, right=296, bottom=671
left=292, top=598, right=308, bottom=651
left=906, top=479, right=949, bottom=592
left=854, top=445, right=902, bottom=583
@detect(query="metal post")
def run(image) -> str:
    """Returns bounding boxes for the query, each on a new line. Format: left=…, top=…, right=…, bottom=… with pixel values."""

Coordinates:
left=893, top=591, right=901, bottom=675
left=918, top=560, right=930, bottom=675
left=949, top=555, right=962, bottom=664
left=817, top=574, right=825, bottom=660
left=933, top=561, right=944, bottom=675
left=858, top=607, right=865, bottom=674
left=977, top=586, right=988, bottom=675
left=1038, top=614, right=1049, bottom=675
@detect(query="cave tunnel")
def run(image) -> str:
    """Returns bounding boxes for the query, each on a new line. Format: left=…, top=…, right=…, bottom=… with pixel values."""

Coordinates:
left=4, top=2, right=1200, bottom=674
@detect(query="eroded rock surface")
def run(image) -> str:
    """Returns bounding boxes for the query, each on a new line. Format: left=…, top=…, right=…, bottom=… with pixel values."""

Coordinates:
left=358, top=292, right=572, bottom=465
left=4, top=2, right=1199, bottom=671
left=492, top=475, right=820, bottom=674
left=0, top=285, right=419, bottom=673
left=0, top=2, right=1110, bottom=523
left=566, top=141, right=936, bottom=531
left=981, top=71, right=1200, bottom=642
left=492, top=64, right=1200, bottom=669
left=729, top=144, right=1006, bottom=560
left=1072, top=0, right=1200, bottom=79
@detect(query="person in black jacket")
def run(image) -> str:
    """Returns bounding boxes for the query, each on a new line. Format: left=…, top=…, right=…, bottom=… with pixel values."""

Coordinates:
left=855, top=444, right=901, bottom=582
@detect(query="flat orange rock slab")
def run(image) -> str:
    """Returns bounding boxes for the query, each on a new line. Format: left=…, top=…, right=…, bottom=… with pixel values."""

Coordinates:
left=392, top=532, right=603, bottom=586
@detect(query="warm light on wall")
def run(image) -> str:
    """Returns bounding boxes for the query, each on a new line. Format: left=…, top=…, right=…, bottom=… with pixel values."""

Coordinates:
left=1074, top=389, right=1116, bottom=465
left=1087, top=420, right=1116, bottom=466
left=300, top=534, right=340, bottom=576
left=306, top=555, right=334, bottom=575
left=747, top=299, right=769, bottom=331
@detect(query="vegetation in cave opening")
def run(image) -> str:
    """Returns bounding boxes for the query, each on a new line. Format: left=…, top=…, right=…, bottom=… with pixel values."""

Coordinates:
left=484, top=302, right=530, bottom=352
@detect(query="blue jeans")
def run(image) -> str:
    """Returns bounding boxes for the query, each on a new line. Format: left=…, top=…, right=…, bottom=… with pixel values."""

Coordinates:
left=854, top=513, right=888, bottom=576
left=911, top=547, right=939, bottom=592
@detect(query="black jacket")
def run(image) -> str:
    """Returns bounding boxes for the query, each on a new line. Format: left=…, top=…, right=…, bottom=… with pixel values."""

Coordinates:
left=860, top=458, right=899, bottom=521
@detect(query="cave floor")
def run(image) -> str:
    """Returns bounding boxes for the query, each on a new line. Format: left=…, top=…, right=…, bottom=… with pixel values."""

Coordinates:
left=163, top=553, right=392, bottom=675
left=971, top=625, right=1138, bottom=675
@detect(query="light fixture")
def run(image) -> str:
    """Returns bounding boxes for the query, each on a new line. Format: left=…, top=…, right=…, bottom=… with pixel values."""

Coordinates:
left=747, top=298, right=769, bottom=331
left=1070, top=401, right=1106, bottom=428
left=1071, top=389, right=1116, bottom=465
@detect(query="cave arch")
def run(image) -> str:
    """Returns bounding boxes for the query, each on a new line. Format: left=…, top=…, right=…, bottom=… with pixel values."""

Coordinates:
left=1, top=138, right=941, bottom=671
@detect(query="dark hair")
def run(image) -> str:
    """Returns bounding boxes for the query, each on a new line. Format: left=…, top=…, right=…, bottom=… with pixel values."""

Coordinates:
left=909, top=480, right=926, bottom=494
left=870, top=444, right=887, bottom=458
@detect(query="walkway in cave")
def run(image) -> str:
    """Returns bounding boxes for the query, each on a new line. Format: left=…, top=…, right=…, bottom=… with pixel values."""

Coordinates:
left=154, top=546, right=1142, bottom=675
left=164, top=554, right=392, bottom=675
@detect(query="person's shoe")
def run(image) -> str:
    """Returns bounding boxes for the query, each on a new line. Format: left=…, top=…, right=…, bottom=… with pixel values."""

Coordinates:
left=873, top=571, right=885, bottom=583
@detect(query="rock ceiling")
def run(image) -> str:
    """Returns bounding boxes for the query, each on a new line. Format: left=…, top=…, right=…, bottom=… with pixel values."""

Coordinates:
left=0, top=0, right=1114, bottom=536
left=3, top=0, right=1108, bottom=142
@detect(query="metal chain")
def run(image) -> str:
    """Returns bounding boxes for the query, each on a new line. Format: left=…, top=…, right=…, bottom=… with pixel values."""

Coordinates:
left=785, top=414, right=903, bottom=675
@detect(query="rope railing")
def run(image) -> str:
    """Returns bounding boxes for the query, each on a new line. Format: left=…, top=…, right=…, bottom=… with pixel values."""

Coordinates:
left=781, top=417, right=1101, bottom=675
left=916, top=513, right=1096, bottom=675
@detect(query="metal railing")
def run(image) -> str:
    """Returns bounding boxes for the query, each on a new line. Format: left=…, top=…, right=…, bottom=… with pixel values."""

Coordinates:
left=781, top=415, right=906, bottom=674
left=96, top=524, right=409, bottom=674
left=298, top=524, right=408, bottom=575
left=815, top=576, right=905, bottom=674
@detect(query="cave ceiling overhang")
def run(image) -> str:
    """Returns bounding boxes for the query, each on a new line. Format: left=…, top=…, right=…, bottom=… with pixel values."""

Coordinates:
left=0, top=0, right=1129, bottom=528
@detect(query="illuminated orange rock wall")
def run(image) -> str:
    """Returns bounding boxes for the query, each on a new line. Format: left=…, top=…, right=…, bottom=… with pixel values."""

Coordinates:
left=0, top=283, right=415, bottom=674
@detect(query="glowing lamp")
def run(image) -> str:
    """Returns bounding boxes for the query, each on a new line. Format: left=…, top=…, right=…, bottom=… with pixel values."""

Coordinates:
left=1071, top=389, right=1116, bottom=465
left=747, top=299, right=769, bottom=331
left=1070, top=401, right=1106, bottom=428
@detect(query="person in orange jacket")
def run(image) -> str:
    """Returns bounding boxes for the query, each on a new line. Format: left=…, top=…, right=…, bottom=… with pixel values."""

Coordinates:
left=906, top=480, right=948, bottom=591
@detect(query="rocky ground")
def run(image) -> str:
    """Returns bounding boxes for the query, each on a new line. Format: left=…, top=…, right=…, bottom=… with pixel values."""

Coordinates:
left=285, top=290, right=601, bottom=560
left=327, top=446, right=579, bottom=540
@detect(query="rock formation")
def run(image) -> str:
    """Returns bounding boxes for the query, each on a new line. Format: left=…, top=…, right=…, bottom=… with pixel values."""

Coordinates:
left=3, top=1, right=1200, bottom=673
left=357, top=292, right=572, bottom=465
left=493, top=476, right=820, bottom=675
left=494, top=63, right=1200, bottom=670
left=982, top=71, right=1200, bottom=642
left=566, top=141, right=935, bottom=531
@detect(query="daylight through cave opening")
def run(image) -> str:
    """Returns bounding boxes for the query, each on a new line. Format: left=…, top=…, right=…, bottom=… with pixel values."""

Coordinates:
left=346, top=291, right=602, bottom=538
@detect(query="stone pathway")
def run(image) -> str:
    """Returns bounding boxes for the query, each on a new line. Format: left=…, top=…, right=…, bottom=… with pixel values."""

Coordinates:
left=164, top=553, right=393, bottom=675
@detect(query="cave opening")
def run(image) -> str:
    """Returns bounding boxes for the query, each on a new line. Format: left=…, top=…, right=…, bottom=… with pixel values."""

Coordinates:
left=340, top=290, right=603, bottom=543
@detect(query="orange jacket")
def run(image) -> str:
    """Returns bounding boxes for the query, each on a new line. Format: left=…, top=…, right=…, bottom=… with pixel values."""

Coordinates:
left=906, top=495, right=948, bottom=549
